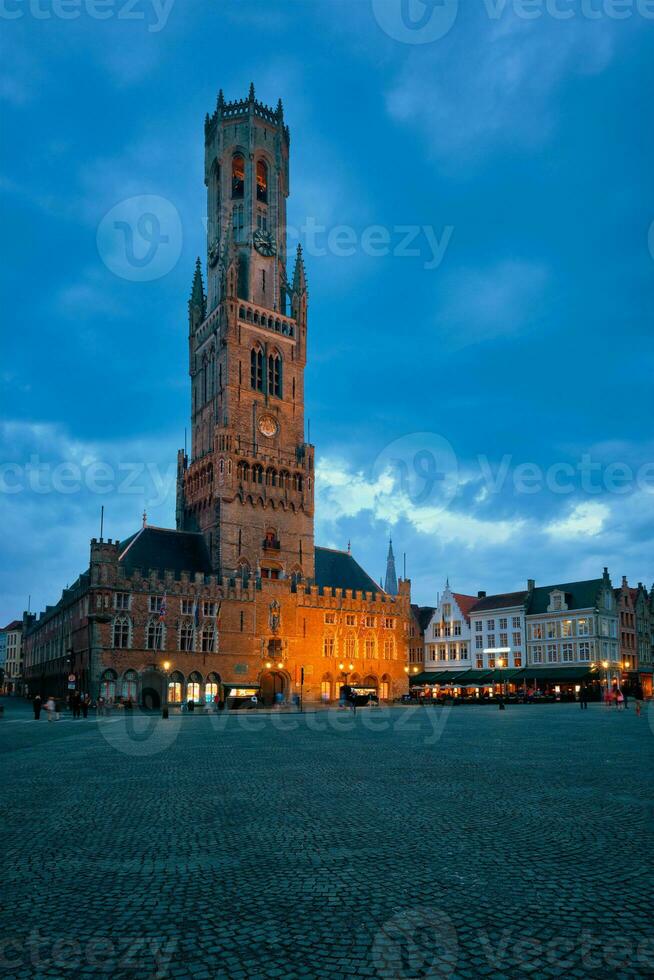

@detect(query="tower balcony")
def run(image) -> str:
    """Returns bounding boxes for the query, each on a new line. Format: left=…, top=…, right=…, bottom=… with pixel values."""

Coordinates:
left=237, top=302, right=296, bottom=340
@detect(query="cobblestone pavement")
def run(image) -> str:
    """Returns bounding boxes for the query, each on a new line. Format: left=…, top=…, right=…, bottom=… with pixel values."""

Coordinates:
left=1, top=698, right=654, bottom=979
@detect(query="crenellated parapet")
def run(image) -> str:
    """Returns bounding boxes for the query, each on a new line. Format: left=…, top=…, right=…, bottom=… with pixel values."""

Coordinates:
left=205, top=84, right=289, bottom=144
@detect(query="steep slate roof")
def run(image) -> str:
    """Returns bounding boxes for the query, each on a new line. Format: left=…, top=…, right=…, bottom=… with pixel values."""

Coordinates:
left=527, top=579, right=605, bottom=615
left=412, top=605, right=436, bottom=632
left=0, top=620, right=22, bottom=632
left=470, top=591, right=530, bottom=613
left=452, top=593, right=479, bottom=622
left=118, top=527, right=213, bottom=575
left=314, top=547, right=382, bottom=595
left=114, top=529, right=382, bottom=594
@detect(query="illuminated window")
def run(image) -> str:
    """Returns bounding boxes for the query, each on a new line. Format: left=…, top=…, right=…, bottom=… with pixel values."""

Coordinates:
left=344, top=636, right=356, bottom=659
left=232, top=153, right=245, bottom=198
left=168, top=672, right=183, bottom=703
left=324, top=612, right=336, bottom=625
left=187, top=673, right=202, bottom=702
left=100, top=670, right=117, bottom=700
left=365, top=638, right=376, bottom=658
left=256, top=159, right=268, bottom=203
left=323, top=637, right=335, bottom=657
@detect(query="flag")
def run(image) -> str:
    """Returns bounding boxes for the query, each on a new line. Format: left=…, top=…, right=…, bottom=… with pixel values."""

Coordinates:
left=159, top=592, right=167, bottom=621
left=216, top=601, right=222, bottom=652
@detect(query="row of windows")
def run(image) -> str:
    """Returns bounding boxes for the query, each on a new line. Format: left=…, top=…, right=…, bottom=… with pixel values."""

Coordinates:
left=432, top=621, right=462, bottom=638
left=115, top=595, right=219, bottom=616
left=529, top=618, right=592, bottom=640
left=428, top=643, right=469, bottom=662
left=474, top=632, right=522, bottom=650
left=100, top=669, right=221, bottom=705
left=324, top=613, right=395, bottom=629
left=112, top=617, right=218, bottom=653
left=531, top=642, right=593, bottom=663
left=474, top=616, right=522, bottom=632
left=236, top=462, right=306, bottom=492
left=322, top=637, right=396, bottom=659
left=231, top=154, right=269, bottom=204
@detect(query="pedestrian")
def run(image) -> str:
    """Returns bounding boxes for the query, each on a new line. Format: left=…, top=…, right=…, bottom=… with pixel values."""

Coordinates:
left=80, top=695, right=90, bottom=719
left=616, top=689, right=625, bottom=711
left=72, top=692, right=81, bottom=719
left=33, top=695, right=42, bottom=720
left=623, top=690, right=629, bottom=710
left=45, top=697, right=56, bottom=722
left=579, top=685, right=589, bottom=710
left=635, top=684, right=644, bottom=717
left=97, top=695, right=105, bottom=717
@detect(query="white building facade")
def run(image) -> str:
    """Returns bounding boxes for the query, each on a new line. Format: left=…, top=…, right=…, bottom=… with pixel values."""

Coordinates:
left=424, top=584, right=477, bottom=673
left=469, top=589, right=529, bottom=670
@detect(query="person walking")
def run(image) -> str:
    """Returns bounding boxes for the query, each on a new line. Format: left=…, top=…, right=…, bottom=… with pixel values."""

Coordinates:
left=72, top=692, right=81, bottom=720
left=616, top=689, right=625, bottom=711
left=45, top=697, right=56, bottom=722
left=97, top=695, right=105, bottom=717
left=81, top=695, right=90, bottom=719
left=33, top=695, right=42, bottom=720
left=634, top=684, right=644, bottom=717
left=579, top=684, right=589, bottom=710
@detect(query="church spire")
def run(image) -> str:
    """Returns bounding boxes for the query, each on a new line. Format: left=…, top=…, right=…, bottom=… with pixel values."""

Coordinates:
left=189, top=257, right=206, bottom=313
left=292, top=243, right=307, bottom=294
left=384, top=536, right=398, bottom=596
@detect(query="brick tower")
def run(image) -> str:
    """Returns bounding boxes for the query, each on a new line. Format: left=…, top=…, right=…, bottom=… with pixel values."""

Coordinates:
left=177, top=84, right=315, bottom=585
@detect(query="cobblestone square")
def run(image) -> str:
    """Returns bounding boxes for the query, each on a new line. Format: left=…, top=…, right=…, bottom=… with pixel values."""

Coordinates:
left=1, top=700, right=653, bottom=979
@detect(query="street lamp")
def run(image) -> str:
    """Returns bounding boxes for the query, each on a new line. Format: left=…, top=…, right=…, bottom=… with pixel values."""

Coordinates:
left=162, top=660, right=171, bottom=719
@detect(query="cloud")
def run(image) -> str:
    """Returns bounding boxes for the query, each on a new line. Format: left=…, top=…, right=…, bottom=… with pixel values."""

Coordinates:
left=385, top=8, right=619, bottom=160
left=546, top=501, right=610, bottom=538
left=435, top=259, right=549, bottom=348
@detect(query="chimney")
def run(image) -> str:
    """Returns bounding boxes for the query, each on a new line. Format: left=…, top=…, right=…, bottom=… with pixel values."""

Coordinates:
left=477, top=590, right=486, bottom=599
left=527, top=579, right=535, bottom=592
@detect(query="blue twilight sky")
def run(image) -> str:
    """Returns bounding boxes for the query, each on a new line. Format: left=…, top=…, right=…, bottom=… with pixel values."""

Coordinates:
left=1, top=0, right=654, bottom=622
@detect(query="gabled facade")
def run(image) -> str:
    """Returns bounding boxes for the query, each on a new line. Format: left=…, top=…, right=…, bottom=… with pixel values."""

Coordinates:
left=0, top=620, right=23, bottom=693
left=424, top=584, right=478, bottom=672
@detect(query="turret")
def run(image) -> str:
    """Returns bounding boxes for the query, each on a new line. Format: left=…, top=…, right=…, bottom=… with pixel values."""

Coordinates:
left=189, top=257, right=206, bottom=332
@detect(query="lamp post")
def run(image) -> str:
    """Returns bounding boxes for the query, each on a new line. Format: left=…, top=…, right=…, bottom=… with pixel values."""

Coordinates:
left=602, top=659, right=610, bottom=700
left=162, top=660, right=170, bottom=719
left=497, top=657, right=506, bottom=710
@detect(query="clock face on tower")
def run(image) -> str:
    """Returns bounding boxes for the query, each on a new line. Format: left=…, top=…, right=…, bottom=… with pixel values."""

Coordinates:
left=253, top=229, right=276, bottom=257
left=258, top=414, right=278, bottom=438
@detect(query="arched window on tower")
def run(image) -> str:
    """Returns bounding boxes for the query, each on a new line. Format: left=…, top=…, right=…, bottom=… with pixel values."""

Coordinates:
left=232, top=153, right=245, bottom=199
left=256, top=159, right=268, bottom=204
left=232, top=204, right=244, bottom=242
left=251, top=347, right=263, bottom=392
left=268, top=351, right=282, bottom=398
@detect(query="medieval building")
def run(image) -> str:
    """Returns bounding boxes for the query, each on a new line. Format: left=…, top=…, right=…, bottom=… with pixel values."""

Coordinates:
left=22, top=86, right=412, bottom=707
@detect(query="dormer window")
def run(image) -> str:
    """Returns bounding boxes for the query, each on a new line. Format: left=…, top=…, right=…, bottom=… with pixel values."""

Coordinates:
left=548, top=590, right=566, bottom=612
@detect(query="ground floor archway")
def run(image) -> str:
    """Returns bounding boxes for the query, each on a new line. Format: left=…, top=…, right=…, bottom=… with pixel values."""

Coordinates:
left=260, top=670, right=288, bottom=706
left=140, top=669, right=164, bottom=710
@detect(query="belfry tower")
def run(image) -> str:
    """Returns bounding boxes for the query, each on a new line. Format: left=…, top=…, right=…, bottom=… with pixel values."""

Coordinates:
left=176, top=84, right=315, bottom=584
